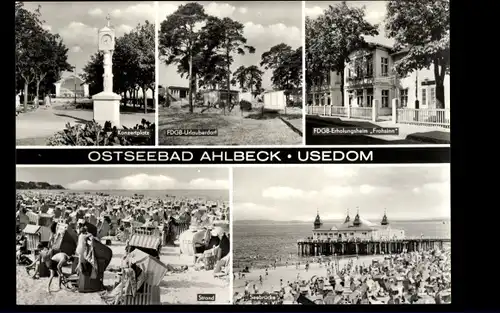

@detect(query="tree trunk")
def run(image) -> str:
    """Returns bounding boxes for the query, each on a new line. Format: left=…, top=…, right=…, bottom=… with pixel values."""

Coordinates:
left=23, top=81, right=28, bottom=113
left=35, top=80, right=40, bottom=108
left=225, top=47, right=230, bottom=115
left=433, top=60, right=445, bottom=109
left=143, top=86, right=147, bottom=114
left=188, top=51, right=193, bottom=114
left=340, top=69, right=345, bottom=107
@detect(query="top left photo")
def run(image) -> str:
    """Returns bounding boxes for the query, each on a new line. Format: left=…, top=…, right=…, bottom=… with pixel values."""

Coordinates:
left=15, top=1, right=156, bottom=146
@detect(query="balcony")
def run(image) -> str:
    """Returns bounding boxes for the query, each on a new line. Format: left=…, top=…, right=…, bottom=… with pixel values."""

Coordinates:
left=346, top=74, right=396, bottom=89
left=310, top=84, right=332, bottom=93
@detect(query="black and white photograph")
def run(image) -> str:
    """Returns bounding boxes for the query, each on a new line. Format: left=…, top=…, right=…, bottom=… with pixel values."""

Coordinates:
left=158, top=1, right=303, bottom=146
left=15, top=2, right=155, bottom=146
left=16, top=167, right=231, bottom=304
left=232, top=165, right=451, bottom=304
left=305, top=1, right=450, bottom=145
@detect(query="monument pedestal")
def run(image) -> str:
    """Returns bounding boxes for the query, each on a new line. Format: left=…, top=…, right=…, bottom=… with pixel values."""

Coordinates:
left=92, top=91, right=121, bottom=127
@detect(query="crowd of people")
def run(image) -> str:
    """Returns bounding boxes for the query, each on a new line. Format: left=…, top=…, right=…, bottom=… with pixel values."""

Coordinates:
left=233, top=248, right=451, bottom=305
left=16, top=190, right=231, bottom=302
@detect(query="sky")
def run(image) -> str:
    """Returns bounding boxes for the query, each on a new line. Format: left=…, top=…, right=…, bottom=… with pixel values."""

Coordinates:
left=21, top=1, right=155, bottom=79
left=16, top=167, right=229, bottom=190
left=233, top=165, right=450, bottom=221
left=305, top=1, right=394, bottom=47
left=158, top=1, right=302, bottom=90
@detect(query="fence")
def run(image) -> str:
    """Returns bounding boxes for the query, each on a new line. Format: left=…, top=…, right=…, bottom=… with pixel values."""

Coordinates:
left=307, top=105, right=372, bottom=120
left=395, top=107, right=450, bottom=129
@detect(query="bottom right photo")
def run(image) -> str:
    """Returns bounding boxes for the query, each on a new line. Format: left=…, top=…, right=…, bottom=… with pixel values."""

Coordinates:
left=232, top=165, right=451, bottom=305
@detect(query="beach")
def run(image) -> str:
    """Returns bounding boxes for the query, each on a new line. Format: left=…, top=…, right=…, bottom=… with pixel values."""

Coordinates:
left=17, top=241, right=230, bottom=305
left=233, top=255, right=384, bottom=295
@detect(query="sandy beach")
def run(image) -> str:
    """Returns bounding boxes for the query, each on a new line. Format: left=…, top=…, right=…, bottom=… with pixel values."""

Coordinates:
left=233, top=255, right=385, bottom=295
left=17, top=241, right=230, bottom=305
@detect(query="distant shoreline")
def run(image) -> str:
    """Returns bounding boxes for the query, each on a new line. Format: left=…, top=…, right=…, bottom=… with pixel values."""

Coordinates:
left=234, top=218, right=451, bottom=224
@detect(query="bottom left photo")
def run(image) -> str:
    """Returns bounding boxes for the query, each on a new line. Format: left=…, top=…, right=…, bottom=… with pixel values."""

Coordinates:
left=16, top=166, right=231, bottom=305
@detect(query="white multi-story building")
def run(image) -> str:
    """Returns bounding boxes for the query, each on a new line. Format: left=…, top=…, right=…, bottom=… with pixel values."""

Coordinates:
left=308, top=43, right=450, bottom=113
left=312, top=210, right=405, bottom=242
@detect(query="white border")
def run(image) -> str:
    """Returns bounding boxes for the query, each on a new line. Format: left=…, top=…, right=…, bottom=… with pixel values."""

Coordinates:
left=154, top=1, right=160, bottom=146
left=228, top=166, right=234, bottom=304
left=15, top=144, right=450, bottom=149
left=301, top=0, right=306, bottom=146
left=16, top=163, right=450, bottom=169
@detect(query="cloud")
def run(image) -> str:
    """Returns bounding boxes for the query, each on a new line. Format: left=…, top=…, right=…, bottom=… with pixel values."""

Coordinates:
left=305, top=6, right=324, bottom=18
left=88, top=8, right=103, bottom=17
left=321, top=185, right=354, bottom=197
left=42, top=24, right=52, bottom=31
left=233, top=202, right=280, bottom=220
left=244, top=22, right=301, bottom=47
left=67, top=174, right=228, bottom=190
left=262, top=186, right=318, bottom=200
left=323, top=166, right=358, bottom=178
left=158, top=2, right=182, bottom=20
left=413, top=182, right=450, bottom=196
left=359, top=184, right=393, bottom=195
left=188, top=178, right=229, bottom=189
left=110, top=3, right=155, bottom=21
left=116, top=24, right=134, bottom=36
left=58, top=22, right=98, bottom=47
left=71, top=46, right=82, bottom=53
left=205, top=2, right=236, bottom=18
left=238, top=7, right=248, bottom=14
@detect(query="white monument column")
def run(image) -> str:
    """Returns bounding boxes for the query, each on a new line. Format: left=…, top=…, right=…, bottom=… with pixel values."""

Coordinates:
left=83, top=84, right=89, bottom=97
left=54, top=82, right=61, bottom=97
left=92, top=15, right=121, bottom=127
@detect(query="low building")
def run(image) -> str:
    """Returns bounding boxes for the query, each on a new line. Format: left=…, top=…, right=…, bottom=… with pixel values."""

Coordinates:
left=309, top=43, right=450, bottom=111
left=201, top=89, right=239, bottom=107
left=165, top=86, right=189, bottom=101
left=54, top=75, right=89, bottom=98
left=311, top=210, right=405, bottom=242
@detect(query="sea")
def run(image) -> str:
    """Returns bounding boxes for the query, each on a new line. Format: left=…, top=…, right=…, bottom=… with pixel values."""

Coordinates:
left=18, top=189, right=229, bottom=202
left=233, top=220, right=451, bottom=270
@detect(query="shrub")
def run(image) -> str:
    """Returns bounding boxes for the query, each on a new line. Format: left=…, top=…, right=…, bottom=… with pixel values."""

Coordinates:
left=239, top=99, right=252, bottom=111
left=46, top=119, right=155, bottom=146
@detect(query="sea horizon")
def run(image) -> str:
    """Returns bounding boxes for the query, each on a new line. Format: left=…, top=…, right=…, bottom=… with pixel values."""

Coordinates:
left=17, top=189, right=229, bottom=202
left=233, top=219, right=451, bottom=269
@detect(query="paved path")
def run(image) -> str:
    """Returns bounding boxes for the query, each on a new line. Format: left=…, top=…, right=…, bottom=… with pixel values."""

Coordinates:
left=16, top=106, right=154, bottom=140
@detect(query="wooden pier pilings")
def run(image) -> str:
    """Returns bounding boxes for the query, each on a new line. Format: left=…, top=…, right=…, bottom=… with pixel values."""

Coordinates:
left=297, top=238, right=450, bottom=257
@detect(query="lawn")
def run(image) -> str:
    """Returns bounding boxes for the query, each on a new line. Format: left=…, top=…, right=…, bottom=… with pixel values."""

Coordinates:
left=158, top=106, right=303, bottom=146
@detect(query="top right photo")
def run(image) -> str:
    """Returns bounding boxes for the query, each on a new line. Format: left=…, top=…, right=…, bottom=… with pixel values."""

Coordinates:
left=305, top=1, right=450, bottom=145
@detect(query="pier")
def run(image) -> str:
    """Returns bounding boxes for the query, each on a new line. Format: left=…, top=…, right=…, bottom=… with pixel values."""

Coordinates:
left=296, top=237, right=451, bottom=256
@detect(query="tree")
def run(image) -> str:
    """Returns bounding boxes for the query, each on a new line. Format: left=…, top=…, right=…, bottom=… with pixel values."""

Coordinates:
left=261, top=44, right=302, bottom=105
left=32, top=31, right=72, bottom=105
left=307, top=2, right=378, bottom=106
left=232, top=66, right=248, bottom=91
left=231, top=65, right=263, bottom=96
left=159, top=3, right=207, bottom=113
left=245, top=65, right=264, bottom=96
left=203, top=17, right=255, bottom=111
left=15, top=3, right=44, bottom=112
left=131, top=21, right=155, bottom=113
left=385, top=0, right=450, bottom=109
left=81, top=52, right=104, bottom=96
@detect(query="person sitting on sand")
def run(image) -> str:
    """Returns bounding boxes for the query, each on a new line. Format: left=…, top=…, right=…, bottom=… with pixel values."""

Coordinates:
left=26, top=244, right=52, bottom=279
left=48, top=251, right=73, bottom=293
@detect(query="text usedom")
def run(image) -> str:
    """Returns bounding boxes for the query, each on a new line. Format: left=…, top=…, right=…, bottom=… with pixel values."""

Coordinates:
left=87, top=150, right=374, bottom=163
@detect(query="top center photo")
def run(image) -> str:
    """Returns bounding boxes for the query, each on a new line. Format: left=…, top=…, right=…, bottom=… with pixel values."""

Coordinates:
left=158, top=1, right=304, bottom=146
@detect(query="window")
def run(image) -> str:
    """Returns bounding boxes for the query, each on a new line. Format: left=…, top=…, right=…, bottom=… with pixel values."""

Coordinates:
left=430, top=87, right=436, bottom=106
left=366, top=56, right=373, bottom=77
left=400, top=88, right=408, bottom=107
left=350, top=233, right=354, bottom=236
left=348, top=68, right=351, bottom=78
left=355, top=59, right=363, bottom=78
left=367, top=89, right=374, bottom=107
left=422, top=89, right=427, bottom=106
left=381, top=57, right=389, bottom=76
left=382, top=90, right=389, bottom=107
left=356, top=90, right=363, bottom=106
